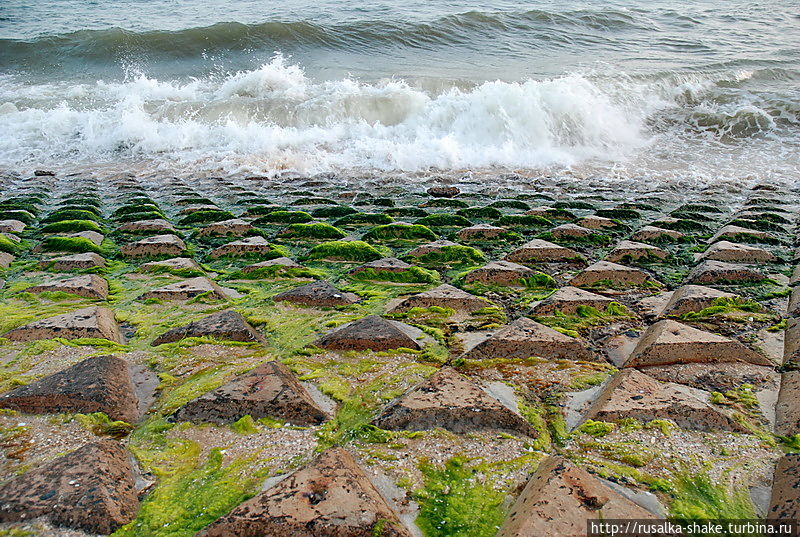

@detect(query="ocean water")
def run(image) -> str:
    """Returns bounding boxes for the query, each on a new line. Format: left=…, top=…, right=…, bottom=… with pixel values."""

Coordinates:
left=0, top=0, right=798, bottom=184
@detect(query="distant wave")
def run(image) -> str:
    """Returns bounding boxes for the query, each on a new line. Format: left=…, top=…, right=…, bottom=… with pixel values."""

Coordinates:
left=0, top=9, right=658, bottom=66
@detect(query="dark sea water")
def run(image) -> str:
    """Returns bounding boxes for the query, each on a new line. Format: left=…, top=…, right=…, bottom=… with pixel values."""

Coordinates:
left=0, top=0, right=798, bottom=184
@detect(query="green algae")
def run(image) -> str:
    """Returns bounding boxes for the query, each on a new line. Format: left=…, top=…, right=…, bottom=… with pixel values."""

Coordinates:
left=0, top=210, right=36, bottom=225
left=334, top=212, right=394, bottom=226
left=311, top=206, right=358, bottom=218
left=407, top=244, right=485, bottom=266
left=456, top=206, right=503, bottom=219
left=668, top=468, right=757, bottom=525
left=578, top=419, right=616, bottom=437
left=595, top=208, right=640, bottom=220
left=363, top=223, right=437, bottom=242
left=177, top=209, right=235, bottom=226
left=493, top=214, right=552, bottom=228
left=113, top=447, right=268, bottom=537
left=115, top=210, right=167, bottom=223
left=71, top=412, right=134, bottom=439
left=279, top=222, right=346, bottom=240
left=422, top=198, right=469, bottom=209
left=416, top=214, right=472, bottom=228
left=534, top=302, right=630, bottom=336
left=413, top=456, right=507, bottom=537
left=252, top=210, right=313, bottom=224
left=0, top=234, right=19, bottom=254
left=350, top=266, right=440, bottom=284
left=677, top=296, right=770, bottom=321
left=385, top=207, right=428, bottom=218
left=42, top=209, right=102, bottom=223
left=305, top=240, right=383, bottom=262
left=39, top=236, right=102, bottom=254
left=40, top=219, right=104, bottom=233
left=489, top=200, right=529, bottom=210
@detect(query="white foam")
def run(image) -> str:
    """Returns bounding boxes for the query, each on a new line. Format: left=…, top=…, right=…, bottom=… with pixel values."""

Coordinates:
left=0, top=55, right=794, bottom=180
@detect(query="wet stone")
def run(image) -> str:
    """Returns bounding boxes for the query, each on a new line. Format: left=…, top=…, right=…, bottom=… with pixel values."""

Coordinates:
left=40, top=252, right=105, bottom=271
left=0, top=219, right=25, bottom=234
left=174, top=361, right=328, bottom=426
left=198, top=447, right=412, bottom=537
left=463, top=260, right=536, bottom=285
left=24, top=273, right=109, bottom=299
left=569, top=260, right=651, bottom=288
left=387, top=283, right=490, bottom=315
left=496, top=456, right=658, bottom=537
left=2, top=305, right=123, bottom=343
left=0, top=252, right=14, bottom=268
left=460, top=317, right=593, bottom=361
left=140, top=256, right=203, bottom=273
left=118, top=219, right=175, bottom=234
left=198, top=218, right=255, bottom=237
left=0, top=355, right=140, bottom=423
left=577, top=215, right=618, bottom=229
left=582, top=369, right=748, bottom=433
left=120, top=234, right=187, bottom=258
left=605, top=240, right=668, bottom=263
left=350, top=257, right=412, bottom=275
left=701, top=240, right=777, bottom=263
left=687, top=260, right=767, bottom=285
left=152, top=309, right=266, bottom=346
left=659, top=285, right=736, bottom=317
left=314, top=314, right=426, bottom=351
left=210, top=236, right=274, bottom=258
left=373, top=367, right=535, bottom=436
left=457, top=223, right=508, bottom=240
left=625, top=319, right=771, bottom=367
left=0, top=440, right=139, bottom=534
left=241, top=256, right=303, bottom=273
left=273, top=280, right=360, bottom=307
left=530, top=286, right=614, bottom=316
left=140, top=276, right=229, bottom=301
left=505, top=239, right=581, bottom=263
left=630, top=225, right=685, bottom=243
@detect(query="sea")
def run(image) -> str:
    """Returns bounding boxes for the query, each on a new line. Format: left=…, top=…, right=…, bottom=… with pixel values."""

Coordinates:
left=0, top=0, right=798, bottom=187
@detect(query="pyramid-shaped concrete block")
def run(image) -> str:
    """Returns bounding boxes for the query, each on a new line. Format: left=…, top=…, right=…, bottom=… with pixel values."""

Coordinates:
left=198, top=218, right=254, bottom=237
left=314, top=315, right=426, bottom=351
left=496, top=456, right=658, bottom=537
left=606, top=240, right=668, bottom=263
left=581, top=369, right=748, bottom=433
left=463, top=260, right=536, bottom=285
left=198, top=448, right=412, bottom=537
left=659, top=285, right=736, bottom=317
left=387, top=284, right=491, bottom=315
left=2, top=306, right=122, bottom=343
left=0, top=355, right=139, bottom=422
left=140, top=277, right=228, bottom=301
left=350, top=257, right=412, bottom=275
left=41, top=252, right=105, bottom=271
left=25, top=273, right=109, bottom=299
left=241, top=256, right=303, bottom=274
left=577, top=215, right=617, bottom=229
left=152, top=309, right=266, bottom=346
left=0, top=440, right=139, bottom=534
left=687, top=260, right=767, bottom=285
left=457, top=223, right=507, bottom=240
left=569, top=261, right=651, bottom=288
left=0, top=252, right=13, bottom=268
left=776, top=371, right=800, bottom=436
left=530, top=286, right=614, bottom=316
left=625, top=319, right=771, bottom=367
left=174, top=361, right=328, bottom=426
left=273, top=280, right=360, bottom=307
left=709, top=224, right=775, bottom=244
left=0, top=219, right=25, bottom=234
left=701, top=240, right=777, bottom=263
left=461, top=317, right=592, bottom=361
left=373, top=367, right=535, bottom=436
left=630, top=225, right=685, bottom=243
left=210, top=236, right=274, bottom=258
left=140, top=256, right=203, bottom=273
left=768, top=454, right=800, bottom=520
left=505, top=239, right=581, bottom=263
left=120, top=234, right=186, bottom=257
left=118, top=219, right=175, bottom=234
left=550, top=223, right=594, bottom=239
